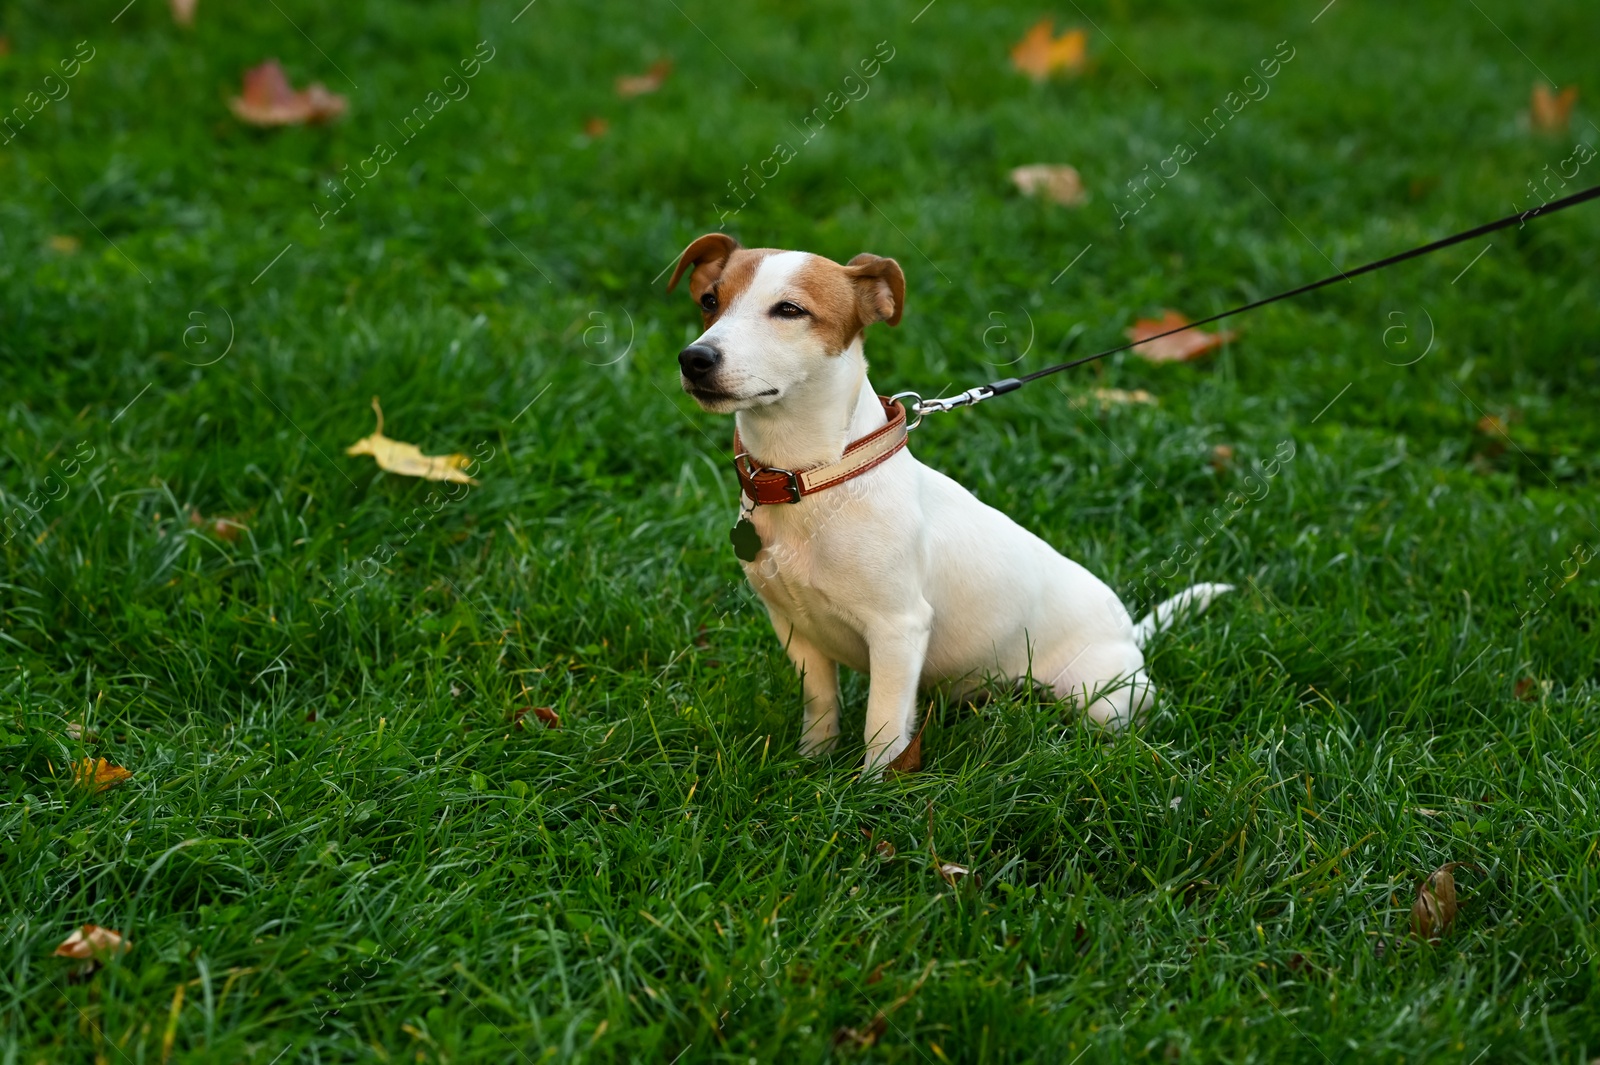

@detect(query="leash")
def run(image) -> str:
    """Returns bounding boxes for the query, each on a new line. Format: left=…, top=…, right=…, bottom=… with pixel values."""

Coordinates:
left=892, top=183, right=1600, bottom=428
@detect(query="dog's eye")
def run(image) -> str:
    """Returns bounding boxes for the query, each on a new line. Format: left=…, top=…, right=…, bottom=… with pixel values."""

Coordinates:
left=771, top=301, right=808, bottom=319
left=700, top=292, right=718, bottom=311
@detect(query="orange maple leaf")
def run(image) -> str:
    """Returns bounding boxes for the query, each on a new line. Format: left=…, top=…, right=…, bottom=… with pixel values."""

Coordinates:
left=1126, top=310, right=1236, bottom=363
left=1010, top=19, right=1087, bottom=82
left=72, top=757, right=132, bottom=793
left=229, top=60, right=347, bottom=127
left=1529, top=83, right=1577, bottom=132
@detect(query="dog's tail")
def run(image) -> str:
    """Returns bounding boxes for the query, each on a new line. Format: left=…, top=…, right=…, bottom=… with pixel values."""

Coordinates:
left=1132, top=582, right=1233, bottom=648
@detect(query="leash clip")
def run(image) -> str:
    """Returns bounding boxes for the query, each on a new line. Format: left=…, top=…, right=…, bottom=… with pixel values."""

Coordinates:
left=892, top=378, right=1022, bottom=431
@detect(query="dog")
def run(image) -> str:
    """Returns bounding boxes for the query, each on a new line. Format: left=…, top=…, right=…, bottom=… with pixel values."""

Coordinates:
left=669, top=234, right=1230, bottom=775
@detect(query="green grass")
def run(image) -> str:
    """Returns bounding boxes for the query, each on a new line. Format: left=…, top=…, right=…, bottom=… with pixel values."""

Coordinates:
left=3, top=0, right=1599, bottom=1060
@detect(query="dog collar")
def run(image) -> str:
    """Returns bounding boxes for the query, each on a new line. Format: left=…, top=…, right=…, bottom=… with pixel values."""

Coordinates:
left=733, top=395, right=908, bottom=506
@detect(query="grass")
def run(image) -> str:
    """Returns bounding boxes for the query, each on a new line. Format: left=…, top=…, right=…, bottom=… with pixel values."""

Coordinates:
left=2, top=0, right=1599, bottom=1060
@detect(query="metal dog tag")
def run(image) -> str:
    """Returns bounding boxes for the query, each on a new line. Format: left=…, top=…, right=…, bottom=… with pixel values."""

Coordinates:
left=730, top=517, right=762, bottom=562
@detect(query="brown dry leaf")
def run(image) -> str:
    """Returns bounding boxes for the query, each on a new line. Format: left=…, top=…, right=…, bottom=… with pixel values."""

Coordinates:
left=229, top=60, right=347, bottom=127
left=1127, top=310, right=1236, bottom=363
left=616, top=59, right=672, bottom=99
left=73, top=758, right=131, bottom=793
left=1513, top=677, right=1538, bottom=701
left=0, top=35, right=10, bottom=57
left=1411, top=862, right=1481, bottom=941
left=583, top=116, right=609, bottom=137
left=1529, top=83, right=1577, bottom=132
left=55, top=924, right=131, bottom=960
left=169, top=0, right=197, bottom=26
left=937, top=861, right=971, bottom=884
left=1009, top=163, right=1088, bottom=206
left=47, top=235, right=82, bottom=255
left=875, top=838, right=896, bottom=859
left=884, top=714, right=928, bottom=775
left=346, top=398, right=477, bottom=484
left=531, top=706, right=560, bottom=729
left=1010, top=19, right=1087, bottom=81
left=1069, top=387, right=1156, bottom=411
left=1210, top=444, right=1236, bottom=472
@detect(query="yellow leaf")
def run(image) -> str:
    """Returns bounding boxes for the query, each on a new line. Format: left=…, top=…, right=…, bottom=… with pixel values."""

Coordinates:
left=345, top=397, right=478, bottom=484
left=1010, top=19, right=1087, bottom=82
left=73, top=758, right=131, bottom=793
left=1010, top=163, right=1089, bottom=206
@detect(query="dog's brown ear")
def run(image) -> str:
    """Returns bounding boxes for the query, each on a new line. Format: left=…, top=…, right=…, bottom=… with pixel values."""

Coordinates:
left=668, top=233, right=741, bottom=297
left=845, top=253, right=906, bottom=327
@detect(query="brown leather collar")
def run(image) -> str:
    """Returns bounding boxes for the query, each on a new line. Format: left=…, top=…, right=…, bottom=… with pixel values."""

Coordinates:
left=733, top=396, right=908, bottom=506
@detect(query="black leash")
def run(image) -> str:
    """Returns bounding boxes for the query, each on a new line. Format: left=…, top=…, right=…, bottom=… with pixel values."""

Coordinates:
left=893, top=182, right=1600, bottom=426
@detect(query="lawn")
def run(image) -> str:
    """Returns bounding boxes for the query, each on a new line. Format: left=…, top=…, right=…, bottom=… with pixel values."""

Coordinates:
left=3, top=0, right=1599, bottom=1060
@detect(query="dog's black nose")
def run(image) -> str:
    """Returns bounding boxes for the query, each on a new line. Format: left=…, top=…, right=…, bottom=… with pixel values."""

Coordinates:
left=678, top=343, right=721, bottom=380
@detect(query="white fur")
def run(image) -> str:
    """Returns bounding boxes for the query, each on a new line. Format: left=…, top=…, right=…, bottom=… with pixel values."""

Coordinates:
left=685, top=253, right=1230, bottom=775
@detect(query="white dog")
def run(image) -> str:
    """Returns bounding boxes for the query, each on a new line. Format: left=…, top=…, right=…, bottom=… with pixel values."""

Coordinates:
left=669, top=234, right=1230, bottom=774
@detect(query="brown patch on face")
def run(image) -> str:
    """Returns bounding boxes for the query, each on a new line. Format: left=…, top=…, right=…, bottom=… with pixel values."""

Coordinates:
left=781, top=254, right=907, bottom=354
left=788, top=257, right=873, bottom=354
left=695, top=248, right=781, bottom=326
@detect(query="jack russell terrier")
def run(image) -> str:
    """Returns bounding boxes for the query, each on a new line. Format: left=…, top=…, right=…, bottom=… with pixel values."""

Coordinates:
left=669, top=234, right=1230, bottom=775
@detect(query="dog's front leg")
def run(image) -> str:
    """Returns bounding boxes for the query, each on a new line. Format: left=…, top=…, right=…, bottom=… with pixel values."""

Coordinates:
left=770, top=610, right=841, bottom=756
left=861, top=605, right=933, bottom=777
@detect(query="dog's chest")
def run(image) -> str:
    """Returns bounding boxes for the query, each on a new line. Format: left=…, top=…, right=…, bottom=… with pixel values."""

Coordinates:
left=738, top=502, right=863, bottom=644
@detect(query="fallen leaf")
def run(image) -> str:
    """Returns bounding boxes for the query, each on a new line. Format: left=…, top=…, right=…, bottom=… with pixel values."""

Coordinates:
left=875, top=839, right=896, bottom=859
left=512, top=706, right=560, bottom=730
left=345, top=397, right=478, bottom=484
left=187, top=507, right=246, bottom=541
left=1529, top=83, right=1577, bottom=133
left=0, top=36, right=10, bottom=57
left=229, top=59, right=347, bottom=127
left=54, top=924, right=131, bottom=960
left=1209, top=444, right=1235, bottom=471
left=1126, top=310, right=1236, bottom=363
left=937, top=861, right=970, bottom=884
left=1513, top=677, right=1538, bottom=701
left=616, top=59, right=672, bottom=98
left=1010, top=19, right=1087, bottom=81
left=583, top=116, right=609, bottom=137
left=884, top=714, right=927, bottom=774
left=66, top=722, right=97, bottom=742
left=47, top=234, right=81, bottom=255
left=1412, top=807, right=1441, bottom=817
left=1009, top=163, right=1088, bottom=206
left=1069, top=387, right=1156, bottom=411
left=72, top=758, right=131, bottom=793
left=1288, top=952, right=1308, bottom=973
left=1411, top=861, right=1481, bottom=941
left=169, top=0, right=197, bottom=26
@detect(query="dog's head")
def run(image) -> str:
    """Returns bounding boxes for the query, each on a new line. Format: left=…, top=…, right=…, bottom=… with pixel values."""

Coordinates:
left=667, top=234, right=905, bottom=412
